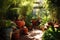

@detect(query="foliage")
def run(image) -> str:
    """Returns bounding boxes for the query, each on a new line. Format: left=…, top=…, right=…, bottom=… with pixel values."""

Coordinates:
left=47, top=0, right=60, bottom=8
left=41, top=15, right=50, bottom=25
left=0, top=0, right=34, bottom=29
left=37, top=0, right=51, bottom=24
left=46, top=0, right=60, bottom=21
left=0, top=0, right=34, bottom=19
left=14, top=0, right=34, bottom=18
left=42, top=26, right=60, bottom=40
left=42, top=0, right=60, bottom=40
left=25, top=12, right=33, bottom=27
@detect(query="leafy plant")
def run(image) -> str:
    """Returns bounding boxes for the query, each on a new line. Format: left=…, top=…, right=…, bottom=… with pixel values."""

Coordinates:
left=25, top=12, right=33, bottom=27
left=42, top=26, right=60, bottom=40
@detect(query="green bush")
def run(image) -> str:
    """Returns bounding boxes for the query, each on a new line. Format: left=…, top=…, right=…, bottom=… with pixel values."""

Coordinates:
left=42, top=26, right=60, bottom=40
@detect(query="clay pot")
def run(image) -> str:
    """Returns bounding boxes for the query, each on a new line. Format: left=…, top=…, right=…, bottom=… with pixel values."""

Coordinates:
left=15, top=20, right=25, bottom=29
left=12, top=30, right=20, bottom=40
left=22, top=26, right=28, bottom=35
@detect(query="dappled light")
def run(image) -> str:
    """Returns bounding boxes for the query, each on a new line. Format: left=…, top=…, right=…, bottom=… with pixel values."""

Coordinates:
left=27, top=29, right=44, bottom=40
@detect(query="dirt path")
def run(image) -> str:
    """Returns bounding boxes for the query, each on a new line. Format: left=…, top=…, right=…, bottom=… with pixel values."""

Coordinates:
left=20, top=29, right=44, bottom=40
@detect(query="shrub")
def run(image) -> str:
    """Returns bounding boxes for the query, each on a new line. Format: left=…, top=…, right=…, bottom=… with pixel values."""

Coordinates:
left=42, top=26, right=60, bottom=40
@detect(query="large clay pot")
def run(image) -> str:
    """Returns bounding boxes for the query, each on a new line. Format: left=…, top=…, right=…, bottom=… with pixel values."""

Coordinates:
left=12, top=30, right=20, bottom=40
left=15, top=20, right=25, bottom=29
left=22, top=26, right=28, bottom=35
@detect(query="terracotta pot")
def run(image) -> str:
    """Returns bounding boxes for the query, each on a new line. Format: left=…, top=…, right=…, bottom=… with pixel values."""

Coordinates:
left=22, top=27, right=28, bottom=35
left=12, top=30, right=20, bottom=40
left=15, top=20, right=25, bottom=29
